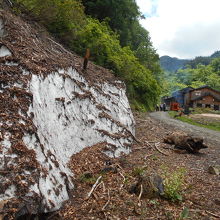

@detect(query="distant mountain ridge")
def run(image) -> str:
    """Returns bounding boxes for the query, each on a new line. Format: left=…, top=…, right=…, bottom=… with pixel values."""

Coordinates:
left=160, top=51, right=220, bottom=72
left=160, top=56, right=189, bottom=72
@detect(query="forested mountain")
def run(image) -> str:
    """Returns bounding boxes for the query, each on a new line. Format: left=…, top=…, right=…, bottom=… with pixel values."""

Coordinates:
left=11, top=0, right=162, bottom=111
left=160, top=56, right=189, bottom=72
left=184, top=51, right=220, bottom=69
left=160, top=51, right=220, bottom=72
left=161, top=55, right=220, bottom=96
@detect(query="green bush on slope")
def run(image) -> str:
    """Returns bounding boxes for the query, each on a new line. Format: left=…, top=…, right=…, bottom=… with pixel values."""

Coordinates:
left=13, top=0, right=161, bottom=110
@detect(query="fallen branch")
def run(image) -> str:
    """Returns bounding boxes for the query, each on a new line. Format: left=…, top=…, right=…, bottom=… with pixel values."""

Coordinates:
left=119, top=172, right=126, bottom=182
left=86, top=176, right=102, bottom=200
left=205, top=210, right=220, bottom=218
left=154, top=143, right=169, bottom=156
left=47, top=37, right=73, bottom=56
left=102, top=189, right=110, bottom=210
left=119, top=171, right=126, bottom=189
left=133, top=146, right=149, bottom=150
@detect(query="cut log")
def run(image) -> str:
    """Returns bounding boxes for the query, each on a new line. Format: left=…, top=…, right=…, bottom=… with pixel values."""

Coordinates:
left=164, top=132, right=208, bottom=153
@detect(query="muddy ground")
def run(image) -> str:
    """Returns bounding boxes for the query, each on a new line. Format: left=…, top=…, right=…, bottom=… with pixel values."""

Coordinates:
left=56, top=112, right=220, bottom=220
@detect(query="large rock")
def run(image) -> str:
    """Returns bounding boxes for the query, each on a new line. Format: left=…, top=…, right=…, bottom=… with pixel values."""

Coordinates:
left=0, top=10, right=135, bottom=217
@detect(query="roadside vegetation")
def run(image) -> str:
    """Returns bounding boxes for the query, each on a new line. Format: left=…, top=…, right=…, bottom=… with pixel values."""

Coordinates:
left=169, top=109, right=220, bottom=132
left=10, top=0, right=162, bottom=111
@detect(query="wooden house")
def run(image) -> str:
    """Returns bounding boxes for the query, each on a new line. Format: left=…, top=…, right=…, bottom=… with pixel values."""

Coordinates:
left=184, top=86, right=220, bottom=110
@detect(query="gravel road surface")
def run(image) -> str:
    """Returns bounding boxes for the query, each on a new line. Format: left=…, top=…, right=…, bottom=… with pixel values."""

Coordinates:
left=149, top=111, right=220, bottom=146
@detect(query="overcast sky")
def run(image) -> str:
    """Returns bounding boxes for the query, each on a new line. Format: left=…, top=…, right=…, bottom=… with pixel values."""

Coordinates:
left=136, top=0, right=220, bottom=59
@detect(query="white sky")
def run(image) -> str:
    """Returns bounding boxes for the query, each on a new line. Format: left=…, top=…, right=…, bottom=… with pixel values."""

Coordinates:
left=136, top=0, right=220, bottom=59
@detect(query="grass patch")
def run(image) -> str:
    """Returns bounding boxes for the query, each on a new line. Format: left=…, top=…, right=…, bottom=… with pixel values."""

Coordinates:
left=193, top=107, right=220, bottom=114
left=168, top=111, right=220, bottom=132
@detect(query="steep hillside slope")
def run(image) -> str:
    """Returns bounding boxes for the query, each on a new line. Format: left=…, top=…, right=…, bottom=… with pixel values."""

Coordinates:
left=0, top=10, right=135, bottom=218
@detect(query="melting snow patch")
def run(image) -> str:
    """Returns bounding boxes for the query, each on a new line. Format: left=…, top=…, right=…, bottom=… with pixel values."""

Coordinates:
left=0, top=45, right=12, bottom=57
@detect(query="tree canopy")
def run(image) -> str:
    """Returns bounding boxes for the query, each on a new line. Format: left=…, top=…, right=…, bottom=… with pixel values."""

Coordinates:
left=12, top=0, right=162, bottom=110
left=162, top=58, right=220, bottom=96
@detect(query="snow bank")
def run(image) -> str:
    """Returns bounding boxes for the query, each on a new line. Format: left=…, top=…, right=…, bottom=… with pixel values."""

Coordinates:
left=0, top=11, right=135, bottom=215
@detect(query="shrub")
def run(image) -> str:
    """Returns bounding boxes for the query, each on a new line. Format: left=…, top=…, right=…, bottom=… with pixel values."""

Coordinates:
left=162, top=167, right=186, bottom=202
left=13, top=0, right=161, bottom=110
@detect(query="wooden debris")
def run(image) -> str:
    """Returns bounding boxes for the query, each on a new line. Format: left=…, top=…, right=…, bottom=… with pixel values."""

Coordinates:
left=154, top=142, right=169, bottom=156
left=205, top=210, right=220, bottom=218
left=86, top=176, right=102, bottom=200
left=164, top=131, right=208, bottom=153
left=83, top=48, right=90, bottom=70
left=154, top=142, right=169, bottom=155
left=208, top=165, right=220, bottom=175
left=102, top=189, right=110, bottom=211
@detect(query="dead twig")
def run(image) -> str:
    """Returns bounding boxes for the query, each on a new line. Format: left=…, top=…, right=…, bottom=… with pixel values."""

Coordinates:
left=102, top=189, right=110, bottom=210
left=47, top=37, right=73, bottom=56
left=101, top=181, right=106, bottom=192
left=133, top=146, right=149, bottom=150
left=119, top=171, right=126, bottom=189
left=205, top=210, right=220, bottom=218
left=115, top=163, right=123, bottom=170
left=154, top=143, right=169, bottom=156
left=138, top=184, right=143, bottom=207
left=144, top=153, right=153, bottom=159
left=119, top=172, right=126, bottom=182
left=86, top=176, right=102, bottom=200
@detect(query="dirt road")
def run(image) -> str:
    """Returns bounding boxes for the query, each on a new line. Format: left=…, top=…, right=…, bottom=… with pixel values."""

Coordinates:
left=149, top=111, right=220, bottom=146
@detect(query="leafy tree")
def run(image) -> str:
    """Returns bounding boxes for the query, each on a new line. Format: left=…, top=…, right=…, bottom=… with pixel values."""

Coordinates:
left=13, top=0, right=161, bottom=110
left=71, top=18, right=160, bottom=110
left=210, top=58, right=220, bottom=75
left=14, top=0, right=85, bottom=44
left=81, top=0, right=142, bottom=47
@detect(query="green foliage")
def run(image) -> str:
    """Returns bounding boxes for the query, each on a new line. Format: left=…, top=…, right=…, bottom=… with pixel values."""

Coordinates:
left=161, top=51, right=220, bottom=96
left=132, top=166, right=147, bottom=177
left=168, top=111, right=220, bottom=132
left=178, top=207, right=189, bottom=220
left=183, top=50, right=220, bottom=69
left=160, top=56, right=189, bottom=73
left=82, top=0, right=142, bottom=47
left=162, top=57, right=220, bottom=96
left=82, top=0, right=162, bottom=82
left=13, top=0, right=161, bottom=110
left=193, top=107, right=220, bottom=114
left=71, top=18, right=161, bottom=109
left=161, top=167, right=186, bottom=202
left=14, top=0, right=85, bottom=44
left=79, top=173, right=96, bottom=184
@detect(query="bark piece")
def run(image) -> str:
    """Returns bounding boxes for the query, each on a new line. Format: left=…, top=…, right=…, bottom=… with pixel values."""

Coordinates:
left=208, top=165, right=220, bottom=175
left=164, top=132, right=208, bottom=153
left=129, top=173, right=164, bottom=199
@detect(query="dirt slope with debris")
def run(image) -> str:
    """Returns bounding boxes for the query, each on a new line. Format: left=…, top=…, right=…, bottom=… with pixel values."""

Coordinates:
left=0, top=10, right=135, bottom=218
left=56, top=112, right=220, bottom=220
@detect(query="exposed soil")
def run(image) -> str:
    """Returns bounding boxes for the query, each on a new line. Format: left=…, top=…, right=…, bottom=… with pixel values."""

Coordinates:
left=198, top=114, right=220, bottom=119
left=56, top=112, right=220, bottom=220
